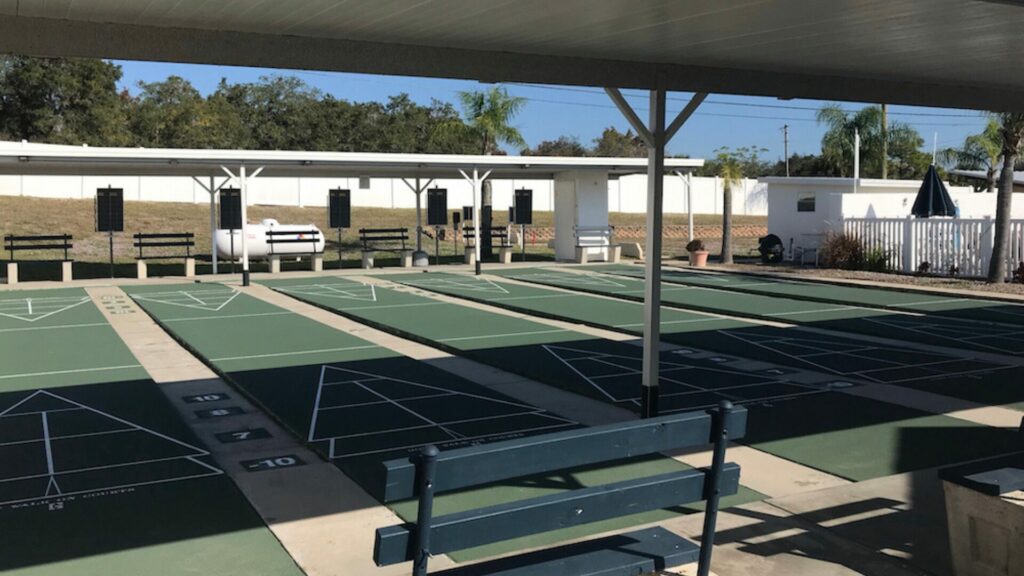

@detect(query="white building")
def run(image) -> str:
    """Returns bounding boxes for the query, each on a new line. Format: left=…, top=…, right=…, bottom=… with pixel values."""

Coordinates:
left=760, top=176, right=1024, bottom=257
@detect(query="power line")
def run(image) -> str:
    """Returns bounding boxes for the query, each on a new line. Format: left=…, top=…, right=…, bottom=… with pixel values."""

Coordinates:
left=505, top=82, right=988, bottom=119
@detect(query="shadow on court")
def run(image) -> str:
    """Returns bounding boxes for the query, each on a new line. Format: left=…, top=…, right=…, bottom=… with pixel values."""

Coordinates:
left=0, top=380, right=299, bottom=574
left=709, top=433, right=984, bottom=576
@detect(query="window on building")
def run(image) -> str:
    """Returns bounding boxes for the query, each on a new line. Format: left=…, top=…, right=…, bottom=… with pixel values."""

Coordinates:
left=797, top=193, right=816, bottom=212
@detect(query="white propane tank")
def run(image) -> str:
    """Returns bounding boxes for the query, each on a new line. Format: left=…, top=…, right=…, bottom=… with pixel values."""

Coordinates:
left=215, top=219, right=325, bottom=259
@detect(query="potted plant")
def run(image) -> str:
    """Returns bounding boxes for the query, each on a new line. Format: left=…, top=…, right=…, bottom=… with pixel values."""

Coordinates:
left=686, top=239, right=709, bottom=267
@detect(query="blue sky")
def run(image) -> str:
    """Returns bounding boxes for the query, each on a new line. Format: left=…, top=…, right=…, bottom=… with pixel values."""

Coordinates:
left=116, top=60, right=989, bottom=162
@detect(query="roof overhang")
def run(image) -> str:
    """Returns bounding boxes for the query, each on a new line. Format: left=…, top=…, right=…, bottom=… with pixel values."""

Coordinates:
left=950, top=170, right=1024, bottom=187
left=1, top=1, right=1023, bottom=111
left=0, top=142, right=702, bottom=179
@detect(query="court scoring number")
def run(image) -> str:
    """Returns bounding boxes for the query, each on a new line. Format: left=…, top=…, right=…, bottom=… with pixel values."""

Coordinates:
left=241, top=454, right=305, bottom=472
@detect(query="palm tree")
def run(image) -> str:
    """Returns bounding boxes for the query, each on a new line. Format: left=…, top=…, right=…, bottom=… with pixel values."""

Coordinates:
left=987, top=113, right=1024, bottom=283
left=941, top=118, right=1002, bottom=192
left=714, top=148, right=744, bottom=265
left=458, top=87, right=527, bottom=155
left=817, top=104, right=924, bottom=178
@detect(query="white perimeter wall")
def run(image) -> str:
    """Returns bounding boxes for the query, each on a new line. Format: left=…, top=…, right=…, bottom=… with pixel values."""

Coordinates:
left=0, top=174, right=766, bottom=216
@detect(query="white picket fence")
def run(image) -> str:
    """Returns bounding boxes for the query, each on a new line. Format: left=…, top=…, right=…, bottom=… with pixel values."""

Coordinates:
left=843, top=216, right=1024, bottom=279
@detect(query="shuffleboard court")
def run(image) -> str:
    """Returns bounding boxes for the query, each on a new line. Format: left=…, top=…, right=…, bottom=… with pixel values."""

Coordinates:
left=124, top=283, right=578, bottom=490
left=596, top=263, right=1024, bottom=327
left=267, top=275, right=1024, bottom=482
left=126, top=282, right=761, bottom=562
left=490, top=268, right=1024, bottom=408
left=0, top=288, right=148, bottom=391
left=0, top=379, right=301, bottom=574
left=260, top=275, right=824, bottom=415
left=493, top=268, right=1024, bottom=357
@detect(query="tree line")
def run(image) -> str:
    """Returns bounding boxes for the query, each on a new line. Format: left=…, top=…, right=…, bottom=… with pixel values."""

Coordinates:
left=0, top=56, right=500, bottom=154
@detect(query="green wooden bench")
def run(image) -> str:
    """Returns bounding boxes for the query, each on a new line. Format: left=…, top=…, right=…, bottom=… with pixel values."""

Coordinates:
left=374, top=401, right=745, bottom=576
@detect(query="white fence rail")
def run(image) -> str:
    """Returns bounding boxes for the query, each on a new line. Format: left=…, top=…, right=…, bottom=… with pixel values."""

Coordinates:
left=843, top=216, right=1024, bottom=280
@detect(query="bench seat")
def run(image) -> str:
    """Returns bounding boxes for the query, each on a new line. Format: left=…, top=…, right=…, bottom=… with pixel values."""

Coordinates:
left=435, top=527, right=696, bottom=576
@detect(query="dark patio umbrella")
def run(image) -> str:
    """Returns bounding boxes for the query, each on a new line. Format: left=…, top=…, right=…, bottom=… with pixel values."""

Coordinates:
left=911, top=164, right=957, bottom=218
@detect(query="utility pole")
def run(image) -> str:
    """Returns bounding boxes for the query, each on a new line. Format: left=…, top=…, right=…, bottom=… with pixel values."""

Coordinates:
left=782, top=124, right=790, bottom=177
left=881, top=103, right=888, bottom=179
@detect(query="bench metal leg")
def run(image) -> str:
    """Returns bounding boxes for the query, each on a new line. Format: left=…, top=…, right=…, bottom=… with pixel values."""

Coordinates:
left=136, top=260, right=148, bottom=280
left=61, top=261, right=73, bottom=283
left=412, top=445, right=439, bottom=576
left=697, top=401, right=733, bottom=576
left=4, top=262, right=16, bottom=285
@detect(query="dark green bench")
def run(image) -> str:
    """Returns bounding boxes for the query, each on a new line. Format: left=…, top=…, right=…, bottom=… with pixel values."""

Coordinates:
left=374, top=401, right=745, bottom=576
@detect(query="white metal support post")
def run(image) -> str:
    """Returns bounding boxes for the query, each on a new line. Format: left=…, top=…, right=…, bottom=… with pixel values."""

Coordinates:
left=193, top=175, right=229, bottom=274
left=402, top=177, right=434, bottom=255
left=220, top=165, right=263, bottom=286
left=239, top=165, right=250, bottom=285
left=459, top=168, right=492, bottom=275
left=606, top=85, right=706, bottom=418
left=674, top=170, right=694, bottom=243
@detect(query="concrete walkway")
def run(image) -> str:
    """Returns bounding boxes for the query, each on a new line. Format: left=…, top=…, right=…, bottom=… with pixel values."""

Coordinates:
left=85, top=285, right=419, bottom=576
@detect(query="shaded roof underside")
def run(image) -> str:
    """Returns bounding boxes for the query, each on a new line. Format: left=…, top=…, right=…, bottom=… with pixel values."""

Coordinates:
left=0, top=1, right=1022, bottom=111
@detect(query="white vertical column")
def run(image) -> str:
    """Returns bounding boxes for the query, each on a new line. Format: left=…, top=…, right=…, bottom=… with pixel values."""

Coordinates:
left=240, top=165, right=250, bottom=286
left=209, top=176, right=218, bottom=275
left=641, top=86, right=666, bottom=418
left=473, top=168, right=481, bottom=273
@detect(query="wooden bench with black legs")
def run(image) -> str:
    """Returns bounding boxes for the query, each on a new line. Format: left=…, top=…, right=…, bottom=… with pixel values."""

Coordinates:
left=374, top=401, right=745, bottom=576
left=266, top=228, right=324, bottom=274
left=133, top=232, right=196, bottom=279
left=462, top=225, right=515, bottom=265
left=359, top=227, right=413, bottom=269
left=3, top=234, right=73, bottom=284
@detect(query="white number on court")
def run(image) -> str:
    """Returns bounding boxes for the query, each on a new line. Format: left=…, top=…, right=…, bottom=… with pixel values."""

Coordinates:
left=242, top=455, right=304, bottom=472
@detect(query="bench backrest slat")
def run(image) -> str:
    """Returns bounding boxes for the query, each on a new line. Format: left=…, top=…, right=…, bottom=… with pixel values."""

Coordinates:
left=4, top=242, right=73, bottom=251
left=380, top=409, right=745, bottom=502
left=5, top=234, right=72, bottom=242
left=133, top=232, right=194, bottom=240
left=374, top=464, right=740, bottom=566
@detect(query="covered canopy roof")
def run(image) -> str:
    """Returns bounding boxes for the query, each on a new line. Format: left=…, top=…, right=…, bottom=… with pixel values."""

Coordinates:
left=0, top=1, right=1022, bottom=111
left=0, top=141, right=702, bottom=179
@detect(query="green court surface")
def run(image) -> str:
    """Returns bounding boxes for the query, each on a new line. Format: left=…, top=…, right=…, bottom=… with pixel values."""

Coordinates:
left=597, top=263, right=1024, bottom=327
left=0, top=288, right=148, bottom=391
left=489, top=268, right=1024, bottom=408
left=492, top=267, right=1024, bottom=357
left=124, top=282, right=757, bottom=561
left=265, top=275, right=1024, bottom=483
left=258, top=275, right=822, bottom=415
left=124, top=283, right=577, bottom=485
left=0, top=382, right=301, bottom=576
